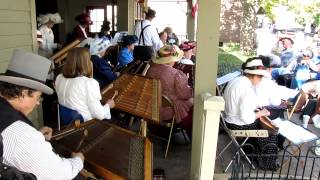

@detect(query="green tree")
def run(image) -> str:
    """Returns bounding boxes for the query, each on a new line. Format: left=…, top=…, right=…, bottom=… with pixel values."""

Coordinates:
left=240, top=0, right=258, bottom=55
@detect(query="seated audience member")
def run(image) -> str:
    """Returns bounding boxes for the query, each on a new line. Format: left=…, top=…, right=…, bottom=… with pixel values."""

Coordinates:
left=271, top=37, right=297, bottom=83
left=294, top=80, right=320, bottom=121
left=146, top=45, right=193, bottom=137
left=117, top=35, right=138, bottom=68
left=178, top=42, right=195, bottom=65
left=89, top=37, right=119, bottom=88
left=159, top=31, right=168, bottom=45
left=55, top=47, right=115, bottom=122
left=223, top=57, right=278, bottom=171
left=254, top=55, right=299, bottom=119
left=0, top=49, right=84, bottom=179
left=286, top=49, right=318, bottom=89
left=98, top=20, right=112, bottom=40
left=163, top=27, right=179, bottom=45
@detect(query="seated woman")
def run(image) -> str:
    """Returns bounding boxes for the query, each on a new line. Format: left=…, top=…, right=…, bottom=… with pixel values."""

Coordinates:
left=116, top=35, right=138, bottom=69
left=178, top=42, right=195, bottom=65
left=55, top=47, right=115, bottom=123
left=293, top=80, right=320, bottom=122
left=286, top=49, right=318, bottom=89
left=145, top=45, right=193, bottom=137
left=89, top=37, right=119, bottom=89
left=223, top=57, right=278, bottom=171
left=254, top=55, right=299, bottom=119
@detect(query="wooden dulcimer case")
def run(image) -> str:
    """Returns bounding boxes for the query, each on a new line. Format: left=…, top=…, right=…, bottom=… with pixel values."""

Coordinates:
left=51, top=120, right=153, bottom=180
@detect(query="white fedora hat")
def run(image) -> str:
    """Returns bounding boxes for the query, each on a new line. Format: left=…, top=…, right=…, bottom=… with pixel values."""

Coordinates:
left=0, top=49, right=53, bottom=94
left=243, top=58, right=269, bottom=78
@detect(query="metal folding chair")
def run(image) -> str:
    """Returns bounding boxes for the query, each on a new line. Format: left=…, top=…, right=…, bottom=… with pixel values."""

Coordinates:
left=216, top=71, right=241, bottom=96
left=216, top=112, right=269, bottom=172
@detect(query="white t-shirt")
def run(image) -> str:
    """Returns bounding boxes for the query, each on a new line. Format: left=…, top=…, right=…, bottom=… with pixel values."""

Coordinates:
left=55, top=74, right=111, bottom=121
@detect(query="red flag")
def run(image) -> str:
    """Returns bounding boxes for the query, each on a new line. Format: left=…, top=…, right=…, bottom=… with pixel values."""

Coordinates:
left=191, top=0, right=198, bottom=17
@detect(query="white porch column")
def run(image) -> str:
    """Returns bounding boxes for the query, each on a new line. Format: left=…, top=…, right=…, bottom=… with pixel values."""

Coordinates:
left=190, top=0, right=222, bottom=179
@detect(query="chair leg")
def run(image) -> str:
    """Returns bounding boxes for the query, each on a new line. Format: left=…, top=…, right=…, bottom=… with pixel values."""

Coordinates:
left=177, top=123, right=189, bottom=144
left=288, top=93, right=302, bottom=119
left=165, top=118, right=175, bottom=158
left=224, top=137, right=255, bottom=172
left=57, top=104, right=61, bottom=131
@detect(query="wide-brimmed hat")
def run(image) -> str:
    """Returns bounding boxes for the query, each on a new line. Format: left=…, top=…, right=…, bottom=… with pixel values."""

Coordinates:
left=152, top=45, right=183, bottom=64
left=279, top=37, right=294, bottom=44
left=37, top=13, right=63, bottom=25
left=122, top=35, right=138, bottom=46
left=75, top=13, right=93, bottom=25
left=0, top=49, right=53, bottom=94
left=243, top=58, right=269, bottom=78
left=89, top=37, right=111, bottom=55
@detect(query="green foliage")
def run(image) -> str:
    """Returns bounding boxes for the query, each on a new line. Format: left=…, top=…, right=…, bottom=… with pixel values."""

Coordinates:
left=258, top=0, right=320, bottom=25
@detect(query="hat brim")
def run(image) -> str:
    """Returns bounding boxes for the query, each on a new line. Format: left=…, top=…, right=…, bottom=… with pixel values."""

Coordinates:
left=152, top=50, right=183, bottom=64
left=0, top=76, right=53, bottom=95
left=244, top=69, right=270, bottom=78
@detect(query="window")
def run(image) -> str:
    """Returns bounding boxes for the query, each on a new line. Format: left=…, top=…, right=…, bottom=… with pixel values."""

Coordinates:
left=106, top=4, right=117, bottom=32
left=88, top=8, right=105, bottom=33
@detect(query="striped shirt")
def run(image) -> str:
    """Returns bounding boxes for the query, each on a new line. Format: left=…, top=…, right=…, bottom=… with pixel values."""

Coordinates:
left=2, top=121, right=83, bottom=179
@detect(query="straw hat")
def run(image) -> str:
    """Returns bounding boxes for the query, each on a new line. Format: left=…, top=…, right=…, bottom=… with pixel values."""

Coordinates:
left=0, top=49, right=53, bottom=94
left=152, top=45, right=183, bottom=64
left=243, top=58, right=269, bottom=78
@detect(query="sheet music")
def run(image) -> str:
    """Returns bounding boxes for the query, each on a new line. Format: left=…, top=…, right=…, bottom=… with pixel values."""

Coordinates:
left=272, top=118, right=318, bottom=144
left=216, top=71, right=241, bottom=86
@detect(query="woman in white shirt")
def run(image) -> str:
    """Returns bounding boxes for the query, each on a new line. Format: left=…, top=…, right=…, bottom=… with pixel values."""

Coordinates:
left=223, top=58, right=279, bottom=171
left=55, top=47, right=115, bottom=122
left=37, top=13, right=63, bottom=58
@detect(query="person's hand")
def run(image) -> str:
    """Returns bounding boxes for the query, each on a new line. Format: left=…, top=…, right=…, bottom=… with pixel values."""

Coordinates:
left=40, top=126, right=53, bottom=141
left=115, top=72, right=120, bottom=77
left=107, top=99, right=115, bottom=108
left=258, top=108, right=270, bottom=117
left=71, top=152, right=85, bottom=162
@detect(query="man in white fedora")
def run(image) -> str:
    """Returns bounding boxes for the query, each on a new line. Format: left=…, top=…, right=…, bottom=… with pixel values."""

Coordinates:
left=0, top=49, right=84, bottom=179
left=223, top=57, right=279, bottom=171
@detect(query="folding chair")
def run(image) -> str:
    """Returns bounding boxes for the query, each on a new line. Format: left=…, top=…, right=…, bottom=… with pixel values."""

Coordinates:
left=216, top=112, right=269, bottom=172
left=147, top=95, right=188, bottom=158
left=286, top=93, right=303, bottom=119
left=216, top=71, right=241, bottom=96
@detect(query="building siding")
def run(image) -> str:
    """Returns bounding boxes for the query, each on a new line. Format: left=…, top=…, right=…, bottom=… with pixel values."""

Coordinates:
left=0, top=0, right=36, bottom=73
